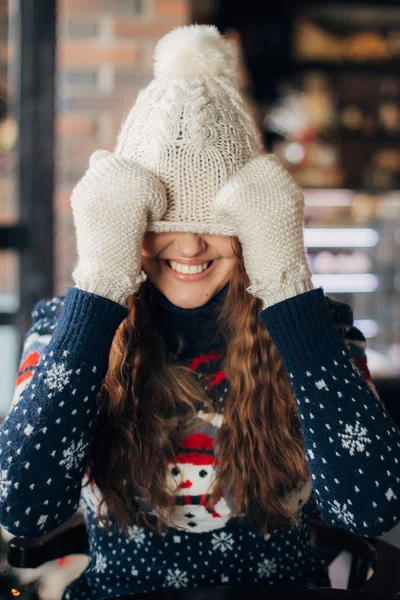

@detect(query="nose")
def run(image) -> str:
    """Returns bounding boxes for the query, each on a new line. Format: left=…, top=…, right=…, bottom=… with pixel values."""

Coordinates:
left=172, top=233, right=207, bottom=257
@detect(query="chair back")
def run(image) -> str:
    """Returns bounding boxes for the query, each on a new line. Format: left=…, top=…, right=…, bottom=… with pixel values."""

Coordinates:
left=308, top=517, right=377, bottom=590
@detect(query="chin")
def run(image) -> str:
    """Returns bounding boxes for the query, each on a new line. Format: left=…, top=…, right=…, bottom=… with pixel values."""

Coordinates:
left=160, top=285, right=217, bottom=309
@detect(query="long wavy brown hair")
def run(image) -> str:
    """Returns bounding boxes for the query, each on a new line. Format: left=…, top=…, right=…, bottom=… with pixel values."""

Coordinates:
left=85, top=237, right=310, bottom=536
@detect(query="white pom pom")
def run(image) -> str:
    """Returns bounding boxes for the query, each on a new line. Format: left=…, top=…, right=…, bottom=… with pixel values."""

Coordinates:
left=153, top=25, right=238, bottom=82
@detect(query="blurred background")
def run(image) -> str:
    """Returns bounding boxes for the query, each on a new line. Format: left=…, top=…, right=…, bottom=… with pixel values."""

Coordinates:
left=0, top=1, right=399, bottom=597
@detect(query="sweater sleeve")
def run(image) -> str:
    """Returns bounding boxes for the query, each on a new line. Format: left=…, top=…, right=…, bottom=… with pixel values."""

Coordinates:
left=260, top=287, right=400, bottom=537
left=0, top=287, right=128, bottom=537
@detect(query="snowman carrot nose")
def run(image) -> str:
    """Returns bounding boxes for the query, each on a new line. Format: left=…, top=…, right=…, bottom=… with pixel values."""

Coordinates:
left=179, top=480, right=192, bottom=489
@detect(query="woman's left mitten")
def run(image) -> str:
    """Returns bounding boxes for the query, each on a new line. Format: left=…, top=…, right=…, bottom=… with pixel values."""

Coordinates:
left=212, top=154, right=314, bottom=309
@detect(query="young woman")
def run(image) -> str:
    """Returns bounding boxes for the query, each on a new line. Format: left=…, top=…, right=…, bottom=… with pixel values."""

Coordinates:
left=1, top=25, right=399, bottom=600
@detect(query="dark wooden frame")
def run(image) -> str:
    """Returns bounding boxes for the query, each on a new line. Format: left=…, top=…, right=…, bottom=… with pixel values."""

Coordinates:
left=0, top=0, right=56, bottom=350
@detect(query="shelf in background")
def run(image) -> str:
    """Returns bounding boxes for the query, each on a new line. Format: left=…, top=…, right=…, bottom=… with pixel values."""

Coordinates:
left=296, top=61, right=400, bottom=75
left=305, top=228, right=378, bottom=247
left=312, top=273, right=378, bottom=293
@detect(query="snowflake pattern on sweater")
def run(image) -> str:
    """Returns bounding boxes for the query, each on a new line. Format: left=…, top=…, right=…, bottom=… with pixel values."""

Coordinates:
left=0, top=285, right=399, bottom=600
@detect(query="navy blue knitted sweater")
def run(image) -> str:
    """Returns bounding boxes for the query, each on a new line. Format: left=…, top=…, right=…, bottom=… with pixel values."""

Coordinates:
left=0, top=283, right=399, bottom=599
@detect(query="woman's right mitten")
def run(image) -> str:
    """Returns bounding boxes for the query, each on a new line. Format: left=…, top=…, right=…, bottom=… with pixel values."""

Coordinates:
left=71, top=150, right=167, bottom=306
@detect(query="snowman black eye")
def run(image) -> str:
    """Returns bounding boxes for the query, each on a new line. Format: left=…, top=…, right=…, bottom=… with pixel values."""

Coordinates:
left=199, top=469, right=208, bottom=478
left=171, top=467, right=180, bottom=476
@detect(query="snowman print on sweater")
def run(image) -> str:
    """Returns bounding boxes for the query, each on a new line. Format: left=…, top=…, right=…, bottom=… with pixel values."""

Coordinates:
left=166, top=412, right=232, bottom=533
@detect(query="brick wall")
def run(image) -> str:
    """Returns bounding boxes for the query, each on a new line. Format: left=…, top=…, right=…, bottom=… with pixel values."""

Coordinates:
left=55, top=0, right=189, bottom=295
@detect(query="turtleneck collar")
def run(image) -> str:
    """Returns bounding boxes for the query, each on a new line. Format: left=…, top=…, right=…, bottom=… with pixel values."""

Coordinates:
left=142, top=280, right=228, bottom=359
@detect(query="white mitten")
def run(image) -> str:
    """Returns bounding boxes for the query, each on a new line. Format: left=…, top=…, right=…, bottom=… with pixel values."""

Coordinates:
left=213, top=154, right=314, bottom=309
left=71, top=150, right=167, bottom=306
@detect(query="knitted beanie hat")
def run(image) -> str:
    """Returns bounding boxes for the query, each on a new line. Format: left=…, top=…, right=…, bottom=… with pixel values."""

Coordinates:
left=114, top=24, right=263, bottom=236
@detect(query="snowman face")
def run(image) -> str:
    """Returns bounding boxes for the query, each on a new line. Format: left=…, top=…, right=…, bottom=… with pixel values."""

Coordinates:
left=165, top=456, right=232, bottom=532
left=166, top=454, right=218, bottom=496
left=163, top=423, right=233, bottom=532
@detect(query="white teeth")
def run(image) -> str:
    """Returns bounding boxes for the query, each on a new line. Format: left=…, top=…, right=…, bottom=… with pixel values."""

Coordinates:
left=169, top=261, right=211, bottom=274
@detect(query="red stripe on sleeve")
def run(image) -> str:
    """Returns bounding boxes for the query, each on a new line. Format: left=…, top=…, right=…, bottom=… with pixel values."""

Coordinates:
left=19, top=351, right=40, bottom=373
left=16, top=369, right=33, bottom=387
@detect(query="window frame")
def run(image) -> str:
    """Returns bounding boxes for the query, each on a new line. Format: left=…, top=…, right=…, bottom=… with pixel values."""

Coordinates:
left=0, top=0, right=56, bottom=355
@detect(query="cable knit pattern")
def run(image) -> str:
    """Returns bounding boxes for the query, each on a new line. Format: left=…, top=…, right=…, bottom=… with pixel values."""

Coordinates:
left=70, top=150, right=167, bottom=305
left=213, top=154, right=314, bottom=308
left=114, top=25, right=263, bottom=236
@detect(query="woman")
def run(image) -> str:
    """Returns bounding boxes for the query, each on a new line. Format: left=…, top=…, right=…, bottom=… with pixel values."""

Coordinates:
left=1, top=25, right=399, bottom=600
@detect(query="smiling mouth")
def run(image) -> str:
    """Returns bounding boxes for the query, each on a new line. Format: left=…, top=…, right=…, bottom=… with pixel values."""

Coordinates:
left=164, top=259, right=215, bottom=274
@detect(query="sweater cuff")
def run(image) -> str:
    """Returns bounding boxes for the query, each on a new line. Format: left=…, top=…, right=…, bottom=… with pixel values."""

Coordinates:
left=260, top=288, right=346, bottom=371
left=46, top=286, right=129, bottom=364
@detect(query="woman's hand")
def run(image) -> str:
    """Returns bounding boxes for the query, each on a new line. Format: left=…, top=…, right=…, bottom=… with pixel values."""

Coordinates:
left=71, top=150, right=167, bottom=306
left=212, top=154, right=314, bottom=309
